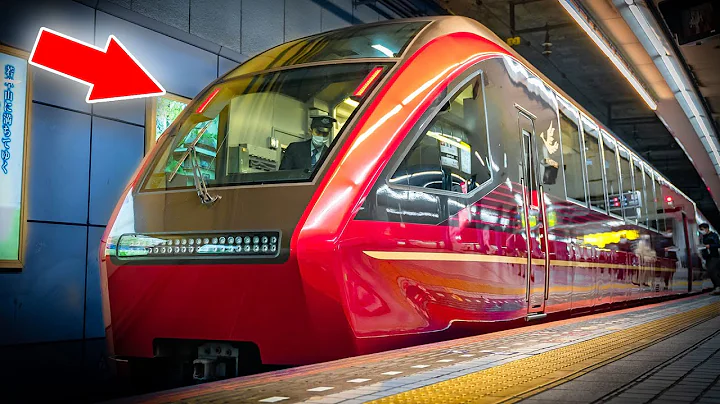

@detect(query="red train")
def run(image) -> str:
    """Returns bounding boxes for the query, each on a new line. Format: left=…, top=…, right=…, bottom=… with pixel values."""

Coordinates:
left=99, top=16, right=715, bottom=385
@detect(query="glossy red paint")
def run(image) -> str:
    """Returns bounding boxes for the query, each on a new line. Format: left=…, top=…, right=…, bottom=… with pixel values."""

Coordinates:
left=99, top=20, right=699, bottom=376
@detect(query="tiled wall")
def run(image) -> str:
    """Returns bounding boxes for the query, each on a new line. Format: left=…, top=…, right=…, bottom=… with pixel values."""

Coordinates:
left=0, top=0, right=391, bottom=346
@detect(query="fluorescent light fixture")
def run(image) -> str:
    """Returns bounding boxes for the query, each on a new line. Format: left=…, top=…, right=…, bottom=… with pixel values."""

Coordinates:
left=625, top=2, right=720, bottom=169
left=371, top=44, right=395, bottom=57
left=557, top=0, right=657, bottom=111
left=426, top=131, right=471, bottom=151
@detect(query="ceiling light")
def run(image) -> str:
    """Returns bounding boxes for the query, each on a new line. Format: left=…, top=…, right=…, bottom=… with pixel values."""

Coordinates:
left=557, top=0, right=657, bottom=111
left=624, top=2, right=720, bottom=170
left=371, top=44, right=395, bottom=57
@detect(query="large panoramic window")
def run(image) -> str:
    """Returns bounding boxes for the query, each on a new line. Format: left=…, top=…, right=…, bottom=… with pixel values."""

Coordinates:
left=602, top=131, right=620, bottom=215
left=390, top=74, right=491, bottom=194
left=142, top=63, right=390, bottom=191
left=582, top=117, right=604, bottom=211
left=558, top=97, right=586, bottom=204
left=225, top=21, right=428, bottom=80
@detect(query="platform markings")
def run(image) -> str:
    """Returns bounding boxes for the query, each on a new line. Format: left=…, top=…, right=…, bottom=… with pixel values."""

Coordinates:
left=258, top=397, right=289, bottom=403
left=364, top=300, right=720, bottom=404
left=437, top=359, right=454, bottom=363
left=381, top=371, right=403, bottom=376
left=411, top=365, right=430, bottom=368
left=347, top=378, right=371, bottom=383
left=459, top=354, right=475, bottom=357
left=307, top=387, right=334, bottom=392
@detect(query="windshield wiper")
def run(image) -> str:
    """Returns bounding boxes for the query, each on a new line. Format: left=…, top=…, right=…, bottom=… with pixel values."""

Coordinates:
left=167, top=121, right=221, bottom=205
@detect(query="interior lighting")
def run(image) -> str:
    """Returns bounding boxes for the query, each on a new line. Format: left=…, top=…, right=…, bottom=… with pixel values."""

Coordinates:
left=371, top=44, right=395, bottom=57
left=623, top=1, right=720, bottom=170
left=584, top=230, right=639, bottom=248
left=196, top=88, right=220, bottom=114
left=353, top=67, right=384, bottom=97
left=556, top=0, right=657, bottom=110
left=426, top=131, right=471, bottom=151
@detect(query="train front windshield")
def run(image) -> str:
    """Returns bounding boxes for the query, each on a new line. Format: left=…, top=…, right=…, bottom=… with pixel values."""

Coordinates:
left=142, top=62, right=391, bottom=191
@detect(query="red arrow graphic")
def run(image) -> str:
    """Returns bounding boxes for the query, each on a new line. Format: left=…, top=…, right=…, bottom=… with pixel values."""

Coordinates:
left=28, top=27, right=165, bottom=103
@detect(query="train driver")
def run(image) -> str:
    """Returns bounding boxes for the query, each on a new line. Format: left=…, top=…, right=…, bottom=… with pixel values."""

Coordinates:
left=279, top=114, right=337, bottom=171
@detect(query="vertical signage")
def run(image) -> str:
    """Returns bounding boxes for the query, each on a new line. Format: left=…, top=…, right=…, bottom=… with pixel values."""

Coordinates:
left=0, top=46, right=29, bottom=269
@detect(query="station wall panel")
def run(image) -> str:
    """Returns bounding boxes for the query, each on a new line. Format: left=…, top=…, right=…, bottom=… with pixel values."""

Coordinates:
left=95, top=12, right=217, bottom=99
left=0, top=0, right=94, bottom=52
left=242, top=0, right=285, bottom=56
left=89, top=117, right=144, bottom=226
left=32, top=69, right=92, bottom=114
left=106, top=0, right=132, bottom=8
left=131, top=0, right=191, bottom=32
left=353, top=3, right=381, bottom=23
left=191, top=0, right=242, bottom=53
left=85, top=227, right=106, bottom=339
left=28, top=104, right=91, bottom=225
left=92, top=99, right=146, bottom=127
left=285, top=0, right=323, bottom=42
left=219, top=57, right=240, bottom=77
left=0, top=222, right=86, bottom=345
left=322, top=0, right=354, bottom=31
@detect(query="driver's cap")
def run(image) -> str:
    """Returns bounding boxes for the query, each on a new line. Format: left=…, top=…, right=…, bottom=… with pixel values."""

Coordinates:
left=310, top=115, right=337, bottom=133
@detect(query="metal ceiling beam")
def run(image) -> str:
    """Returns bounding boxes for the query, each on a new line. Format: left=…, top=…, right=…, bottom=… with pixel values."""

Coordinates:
left=610, top=116, right=660, bottom=125
left=644, top=0, right=720, bottom=140
left=515, top=22, right=573, bottom=34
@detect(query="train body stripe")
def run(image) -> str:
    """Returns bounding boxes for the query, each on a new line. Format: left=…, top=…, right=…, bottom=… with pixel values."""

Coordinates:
left=363, top=251, right=675, bottom=272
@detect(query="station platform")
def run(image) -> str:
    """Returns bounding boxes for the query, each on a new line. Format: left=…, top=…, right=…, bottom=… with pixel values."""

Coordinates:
left=110, top=294, right=720, bottom=404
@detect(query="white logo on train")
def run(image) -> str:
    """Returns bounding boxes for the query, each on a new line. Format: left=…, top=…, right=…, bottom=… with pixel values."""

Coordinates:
left=540, top=121, right=559, bottom=154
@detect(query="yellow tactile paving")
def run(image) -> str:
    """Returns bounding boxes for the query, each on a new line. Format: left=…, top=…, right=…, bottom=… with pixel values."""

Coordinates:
left=366, top=300, right=720, bottom=404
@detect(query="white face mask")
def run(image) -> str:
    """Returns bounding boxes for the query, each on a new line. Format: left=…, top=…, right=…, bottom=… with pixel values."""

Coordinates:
left=311, top=135, right=327, bottom=148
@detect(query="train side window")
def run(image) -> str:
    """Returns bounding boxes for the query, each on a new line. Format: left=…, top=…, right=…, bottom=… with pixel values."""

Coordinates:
left=391, top=75, right=491, bottom=195
left=582, top=117, right=606, bottom=212
left=656, top=176, right=666, bottom=232
left=644, top=165, right=655, bottom=230
left=618, top=146, right=636, bottom=221
left=557, top=98, right=586, bottom=204
left=633, top=159, right=646, bottom=226
left=602, top=131, right=621, bottom=217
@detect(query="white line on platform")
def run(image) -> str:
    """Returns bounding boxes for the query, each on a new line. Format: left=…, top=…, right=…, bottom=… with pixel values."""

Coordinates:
left=307, top=387, right=334, bottom=392
left=259, top=397, right=289, bottom=403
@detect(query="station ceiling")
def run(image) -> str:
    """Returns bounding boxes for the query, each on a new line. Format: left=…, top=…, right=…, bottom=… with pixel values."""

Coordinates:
left=391, top=0, right=720, bottom=226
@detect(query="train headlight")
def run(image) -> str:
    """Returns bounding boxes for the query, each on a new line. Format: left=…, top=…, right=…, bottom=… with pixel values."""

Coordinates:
left=114, top=231, right=281, bottom=260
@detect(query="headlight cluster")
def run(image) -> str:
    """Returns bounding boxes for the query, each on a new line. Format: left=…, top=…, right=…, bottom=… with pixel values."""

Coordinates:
left=116, top=232, right=280, bottom=258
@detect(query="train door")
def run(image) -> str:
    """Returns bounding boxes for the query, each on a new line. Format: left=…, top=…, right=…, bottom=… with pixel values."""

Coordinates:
left=517, top=107, right=550, bottom=316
